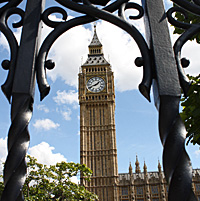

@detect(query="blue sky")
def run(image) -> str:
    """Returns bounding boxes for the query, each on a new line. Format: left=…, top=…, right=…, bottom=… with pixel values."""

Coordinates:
left=0, top=0, right=200, bottom=180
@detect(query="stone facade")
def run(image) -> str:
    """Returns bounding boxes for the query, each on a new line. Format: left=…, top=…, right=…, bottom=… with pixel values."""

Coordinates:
left=118, top=158, right=200, bottom=201
left=78, top=25, right=200, bottom=201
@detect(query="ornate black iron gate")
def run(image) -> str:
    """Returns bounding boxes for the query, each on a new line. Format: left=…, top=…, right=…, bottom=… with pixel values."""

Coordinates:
left=0, top=0, right=199, bottom=200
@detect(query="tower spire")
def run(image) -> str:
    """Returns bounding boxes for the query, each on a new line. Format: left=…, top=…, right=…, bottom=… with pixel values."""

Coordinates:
left=89, top=24, right=102, bottom=48
left=82, top=24, right=109, bottom=67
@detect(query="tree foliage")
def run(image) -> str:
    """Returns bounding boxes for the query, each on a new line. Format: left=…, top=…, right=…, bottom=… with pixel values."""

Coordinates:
left=0, top=175, right=3, bottom=198
left=173, top=0, right=200, bottom=43
left=180, top=74, right=200, bottom=145
left=0, top=155, right=98, bottom=201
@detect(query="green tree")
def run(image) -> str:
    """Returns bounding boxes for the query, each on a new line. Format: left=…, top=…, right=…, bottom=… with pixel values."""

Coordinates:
left=0, top=175, right=4, bottom=198
left=180, top=74, right=200, bottom=145
left=0, top=155, right=98, bottom=201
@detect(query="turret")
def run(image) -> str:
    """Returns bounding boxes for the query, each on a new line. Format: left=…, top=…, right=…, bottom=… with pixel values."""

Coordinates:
left=135, top=155, right=141, bottom=173
left=129, top=162, right=133, bottom=175
left=143, top=161, right=147, bottom=175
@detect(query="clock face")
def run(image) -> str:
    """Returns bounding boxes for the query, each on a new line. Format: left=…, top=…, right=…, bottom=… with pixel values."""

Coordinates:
left=86, top=77, right=105, bottom=93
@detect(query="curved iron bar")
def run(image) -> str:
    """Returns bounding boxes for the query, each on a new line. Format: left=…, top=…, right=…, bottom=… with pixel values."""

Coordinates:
left=172, top=0, right=200, bottom=16
left=162, top=6, right=200, bottom=201
left=57, top=0, right=152, bottom=101
left=159, top=96, right=197, bottom=201
left=167, top=7, right=200, bottom=97
left=1, top=1, right=44, bottom=200
left=1, top=93, right=32, bottom=201
left=0, top=7, right=24, bottom=102
left=0, top=0, right=23, bottom=17
left=37, top=0, right=130, bottom=100
left=167, top=7, right=191, bottom=30
left=174, top=24, right=200, bottom=96
left=37, top=16, right=94, bottom=101
left=118, top=2, right=144, bottom=20
left=37, top=0, right=152, bottom=101
left=42, top=7, right=68, bottom=28
left=166, top=7, right=200, bottom=96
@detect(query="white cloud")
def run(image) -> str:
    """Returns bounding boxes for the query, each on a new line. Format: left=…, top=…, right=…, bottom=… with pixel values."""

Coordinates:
left=53, top=90, right=78, bottom=105
left=195, top=149, right=200, bottom=157
left=33, top=119, right=60, bottom=131
left=0, top=28, right=21, bottom=52
left=46, top=21, right=91, bottom=87
left=61, top=108, right=72, bottom=121
left=96, top=21, right=143, bottom=91
left=28, top=142, right=79, bottom=184
left=36, top=104, right=49, bottom=113
left=70, top=176, right=79, bottom=184
left=0, top=137, right=7, bottom=176
left=164, top=0, right=172, bottom=7
left=1, top=8, right=199, bottom=93
left=180, top=41, right=200, bottom=76
left=29, top=142, right=66, bottom=166
left=42, top=16, right=143, bottom=92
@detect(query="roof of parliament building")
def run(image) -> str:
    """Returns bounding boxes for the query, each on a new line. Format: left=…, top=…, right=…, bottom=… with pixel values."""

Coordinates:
left=118, top=156, right=200, bottom=201
left=119, top=156, right=200, bottom=183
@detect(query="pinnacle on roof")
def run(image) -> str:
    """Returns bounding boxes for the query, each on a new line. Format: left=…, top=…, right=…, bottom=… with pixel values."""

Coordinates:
left=143, top=161, right=147, bottom=174
left=82, top=24, right=110, bottom=67
left=158, top=160, right=162, bottom=173
left=135, top=155, right=141, bottom=173
left=129, top=162, right=133, bottom=175
left=89, top=24, right=102, bottom=47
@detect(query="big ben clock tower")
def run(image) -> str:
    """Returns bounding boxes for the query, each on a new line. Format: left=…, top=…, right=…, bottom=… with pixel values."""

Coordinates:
left=78, top=25, right=119, bottom=201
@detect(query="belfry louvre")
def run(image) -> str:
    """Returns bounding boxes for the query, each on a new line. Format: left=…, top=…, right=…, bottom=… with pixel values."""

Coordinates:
left=78, top=25, right=200, bottom=201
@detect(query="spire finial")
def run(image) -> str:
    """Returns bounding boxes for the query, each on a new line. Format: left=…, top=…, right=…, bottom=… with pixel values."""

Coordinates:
left=135, top=155, right=141, bottom=173
left=89, top=23, right=102, bottom=48
left=158, top=160, right=162, bottom=173
left=143, top=161, right=147, bottom=173
left=129, top=161, right=133, bottom=175
left=94, top=22, right=96, bottom=30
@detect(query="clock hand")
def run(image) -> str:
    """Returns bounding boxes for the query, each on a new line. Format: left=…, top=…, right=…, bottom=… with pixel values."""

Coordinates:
left=88, top=81, right=99, bottom=88
left=93, top=81, right=100, bottom=87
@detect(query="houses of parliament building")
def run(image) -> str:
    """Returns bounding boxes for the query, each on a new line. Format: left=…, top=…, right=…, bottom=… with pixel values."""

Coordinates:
left=78, top=25, right=200, bottom=201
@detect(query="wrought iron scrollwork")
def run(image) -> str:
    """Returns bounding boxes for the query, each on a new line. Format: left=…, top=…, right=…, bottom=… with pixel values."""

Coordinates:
left=0, top=0, right=199, bottom=200
left=0, top=0, right=43, bottom=200
left=0, top=7, right=24, bottom=102
left=42, top=7, right=68, bottom=28
left=0, top=3, right=27, bottom=201
left=159, top=1, right=200, bottom=200
left=159, top=96, right=197, bottom=201
left=1, top=94, right=32, bottom=201
left=172, top=0, right=200, bottom=16
left=37, top=0, right=152, bottom=101
left=0, top=0, right=23, bottom=17
left=167, top=6, right=200, bottom=97
left=118, top=2, right=144, bottom=20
